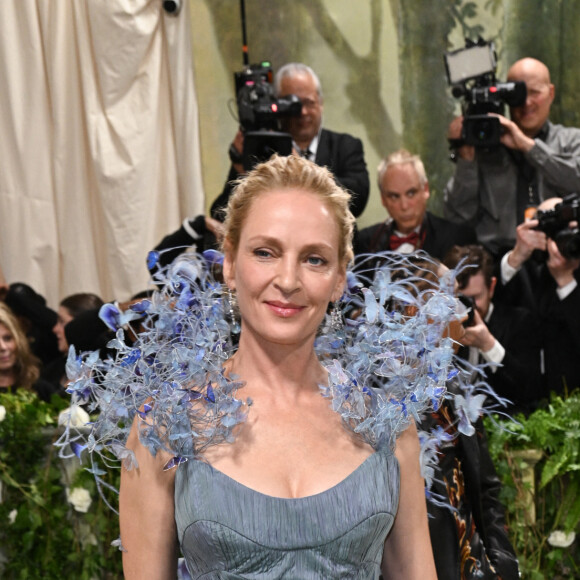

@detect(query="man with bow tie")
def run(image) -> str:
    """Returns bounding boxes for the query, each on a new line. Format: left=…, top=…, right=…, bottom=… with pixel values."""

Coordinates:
left=355, top=149, right=476, bottom=260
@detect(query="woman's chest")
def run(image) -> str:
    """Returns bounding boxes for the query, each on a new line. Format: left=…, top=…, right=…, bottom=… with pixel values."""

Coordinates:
left=202, top=403, right=374, bottom=499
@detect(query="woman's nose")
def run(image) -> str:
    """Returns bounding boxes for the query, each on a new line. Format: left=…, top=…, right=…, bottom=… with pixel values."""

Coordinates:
left=275, top=258, right=300, bottom=293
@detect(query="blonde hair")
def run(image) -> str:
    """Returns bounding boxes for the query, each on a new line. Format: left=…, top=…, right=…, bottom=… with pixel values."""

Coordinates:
left=222, top=154, right=355, bottom=265
left=0, top=303, right=40, bottom=390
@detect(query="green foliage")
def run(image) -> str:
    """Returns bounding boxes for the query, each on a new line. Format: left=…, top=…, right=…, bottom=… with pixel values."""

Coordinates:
left=0, top=390, right=122, bottom=579
left=485, top=392, right=580, bottom=579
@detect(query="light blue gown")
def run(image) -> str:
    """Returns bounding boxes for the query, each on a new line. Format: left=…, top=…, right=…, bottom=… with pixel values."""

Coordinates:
left=174, top=445, right=399, bottom=579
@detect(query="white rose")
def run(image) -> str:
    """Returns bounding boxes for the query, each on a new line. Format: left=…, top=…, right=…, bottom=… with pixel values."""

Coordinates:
left=66, top=487, right=92, bottom=513
left=58, top=405, right=90, bottom=428
left=0, top=405, right=6, bottom=422
left=8, top=509, right=17, bottom=524
left=547, top=530, right=575, bottom=548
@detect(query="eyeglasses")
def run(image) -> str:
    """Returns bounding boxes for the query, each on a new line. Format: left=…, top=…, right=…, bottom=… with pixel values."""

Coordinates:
left=300, top=98, right=320, bottom=110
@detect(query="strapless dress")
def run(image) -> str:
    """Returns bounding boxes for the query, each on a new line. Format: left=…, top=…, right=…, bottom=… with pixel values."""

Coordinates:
left=174, top=444, right=399, bottom=579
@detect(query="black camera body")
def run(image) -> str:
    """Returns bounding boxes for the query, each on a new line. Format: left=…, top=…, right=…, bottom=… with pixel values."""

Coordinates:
left=535, top=194, right=580, bottom=259
left=444, top=40, right=527, bottom=147
left=234, top=62, right=302, bottom=170
left=457, top=294, right=476, bottom=327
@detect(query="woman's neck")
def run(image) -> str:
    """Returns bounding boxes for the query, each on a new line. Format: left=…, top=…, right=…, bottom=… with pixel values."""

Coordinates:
left=228, top=333, right=326, bottom=401
left=0, top=368, right=15, bottom=388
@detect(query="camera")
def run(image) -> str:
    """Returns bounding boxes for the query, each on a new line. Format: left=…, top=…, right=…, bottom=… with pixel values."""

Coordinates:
left=535, top=194, right=580, bottom=259
left=234, top=62, right=302, bottom=170
left=444, top=39, right=527, bottom=147
left=457, top=294, right=476, bottom=327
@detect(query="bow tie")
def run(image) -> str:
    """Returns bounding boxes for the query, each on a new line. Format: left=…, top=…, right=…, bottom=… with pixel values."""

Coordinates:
left=389, top=231, right=420, bottom=251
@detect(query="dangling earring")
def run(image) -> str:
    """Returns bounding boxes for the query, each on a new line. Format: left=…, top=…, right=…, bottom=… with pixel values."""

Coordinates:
left=330, top=302, right=343, bottom=331
left=225, top=286, right=241, bottom=334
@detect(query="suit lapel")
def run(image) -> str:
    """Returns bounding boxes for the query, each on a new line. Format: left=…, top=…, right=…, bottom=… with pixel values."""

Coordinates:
left=314, top=129, right=330, bottom=167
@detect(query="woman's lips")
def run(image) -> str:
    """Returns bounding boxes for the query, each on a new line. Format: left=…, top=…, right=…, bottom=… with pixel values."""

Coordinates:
left=265, top=301, right=305, bottom=318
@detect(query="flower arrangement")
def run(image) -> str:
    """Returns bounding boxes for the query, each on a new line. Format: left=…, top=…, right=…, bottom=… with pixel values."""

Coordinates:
left=0, top=390, right=122, bottom=579
left=485, top=391, right=580, bottom=579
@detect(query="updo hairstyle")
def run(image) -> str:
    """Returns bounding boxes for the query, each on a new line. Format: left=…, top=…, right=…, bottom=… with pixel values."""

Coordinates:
left=221, top=154, right=355, bottom=265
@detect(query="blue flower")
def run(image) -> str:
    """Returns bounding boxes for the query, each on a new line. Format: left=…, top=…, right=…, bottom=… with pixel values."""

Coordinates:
left=146, top=251, right=160, bottom=271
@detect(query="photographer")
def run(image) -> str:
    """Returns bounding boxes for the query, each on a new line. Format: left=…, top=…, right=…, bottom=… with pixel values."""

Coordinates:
left=497, top=197, right=580, bottom=397
left=443, top=244, right=542, bottom=413
left=444, top=58, right=580, bottom=259
left=211, top=62, right=370, bottom=219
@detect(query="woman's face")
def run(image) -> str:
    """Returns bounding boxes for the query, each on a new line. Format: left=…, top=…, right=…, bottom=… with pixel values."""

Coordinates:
left=53, top=306, right=74, bottom=354
left=223, top=188, right=346, bottom=348
left=0, top=322, right=17, bottom=372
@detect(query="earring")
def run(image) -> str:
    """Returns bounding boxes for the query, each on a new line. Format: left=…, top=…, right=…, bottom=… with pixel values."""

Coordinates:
left=225, top=286, right=241, bottom=334
left=330, top=302, right=343, bottom=332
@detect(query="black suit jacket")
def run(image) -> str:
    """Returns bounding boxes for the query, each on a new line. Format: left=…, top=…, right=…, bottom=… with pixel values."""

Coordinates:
left=355, top=211, right=477, bottom=262
left=496, top=262, right=580, bottom=396
left=210, top=128, right=370, bottom=219
left=314, top=128, right=369, bottom=217
left=459, top=302, right=542, bottom=413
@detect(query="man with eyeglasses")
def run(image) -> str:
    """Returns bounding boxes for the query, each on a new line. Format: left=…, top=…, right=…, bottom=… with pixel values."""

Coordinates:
left=443, top=58, right=580, bottom=260
left=212, top=62, right=370, bottom=219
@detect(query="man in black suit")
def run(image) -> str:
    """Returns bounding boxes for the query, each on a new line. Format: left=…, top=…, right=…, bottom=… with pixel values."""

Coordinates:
left=355, top=149, right=476, bottom=261
left=496, top=197, right=580, bottom=397
left=211, top=62, right=369, bottom=219
left=444, top=244, right=542, bottom=413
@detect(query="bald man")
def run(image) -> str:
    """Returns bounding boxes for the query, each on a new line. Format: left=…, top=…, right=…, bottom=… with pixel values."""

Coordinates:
left=443, top=58, right=580, bottom=259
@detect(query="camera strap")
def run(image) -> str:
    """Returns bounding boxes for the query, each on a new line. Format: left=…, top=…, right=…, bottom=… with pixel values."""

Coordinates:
left=509, top=148, right=539, bottom=223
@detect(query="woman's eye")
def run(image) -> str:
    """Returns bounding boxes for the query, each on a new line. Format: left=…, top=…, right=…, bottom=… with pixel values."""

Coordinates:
left=307, top=256, right=326, bottom=266
left=254, top=249, right=272, bottom=258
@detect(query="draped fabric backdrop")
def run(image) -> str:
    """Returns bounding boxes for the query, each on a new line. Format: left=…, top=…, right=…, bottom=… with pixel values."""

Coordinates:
left=0, top=0, right=204, bottom=307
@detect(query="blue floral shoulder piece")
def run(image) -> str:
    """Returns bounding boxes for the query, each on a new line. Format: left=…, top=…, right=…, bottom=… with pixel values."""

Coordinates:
left=55, top=249, right=506, bottom=504
left=55, top=250, right=249, bottom=476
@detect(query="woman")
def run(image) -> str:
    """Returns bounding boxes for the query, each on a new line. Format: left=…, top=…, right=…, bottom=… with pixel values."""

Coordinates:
left=0, top=303, right=54, bottom=400
left=52, top=293, right=104, bottom=355
left=63, top=155, right=461, bottom=578
left=43, top=292, right=104, bottom=390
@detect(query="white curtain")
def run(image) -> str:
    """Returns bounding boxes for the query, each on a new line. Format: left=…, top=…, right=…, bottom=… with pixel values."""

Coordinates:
left=0, top=0, right=204, bottom=307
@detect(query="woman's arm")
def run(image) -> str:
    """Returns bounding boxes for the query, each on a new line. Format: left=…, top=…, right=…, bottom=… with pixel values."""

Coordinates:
left=120, top=418, right=179, bottom=579
left=382, top=421, right=437, bottom=580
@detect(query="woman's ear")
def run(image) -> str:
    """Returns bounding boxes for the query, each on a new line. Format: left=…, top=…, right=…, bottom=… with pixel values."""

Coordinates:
left=331, top=266, right=347, bottom=303
left=222, top=240, right=236, bottom=291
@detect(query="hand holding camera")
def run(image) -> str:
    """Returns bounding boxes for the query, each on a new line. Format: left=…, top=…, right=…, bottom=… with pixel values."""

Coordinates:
left=507, top=219, right=547, bottom=270
left=461, top=308, right=496, bottom=352
left=445, top=38, right=526, bottom=149
left=491, top=114, right=535, bottom=152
